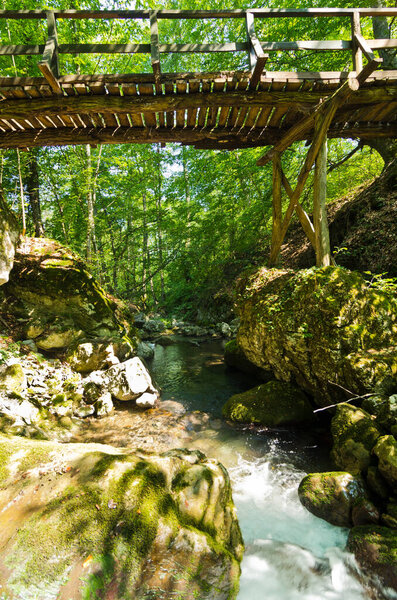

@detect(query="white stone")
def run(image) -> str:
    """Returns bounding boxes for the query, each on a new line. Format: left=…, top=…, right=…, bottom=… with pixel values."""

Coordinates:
left=95, top=392, right=114, bottom=417
left=106, top=357, right=157, bottom=402
left=136, top=392, right=157, bottom=408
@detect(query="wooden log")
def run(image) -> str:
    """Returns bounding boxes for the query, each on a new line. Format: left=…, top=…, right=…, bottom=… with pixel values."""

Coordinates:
left=313, top=119, right=331, bottom=267
left=281, top=171, right=315, bottom=247
left=246, top=12, right=268, bottom=90
left=269, top=152, right=283, bottom=265
left=351, top=12, right=363, bottom=73
left=150, top=11, right=161, bottom=93
left=38, top=11, right=61, bottom=95
left=0, top=86, right=394, bottom=123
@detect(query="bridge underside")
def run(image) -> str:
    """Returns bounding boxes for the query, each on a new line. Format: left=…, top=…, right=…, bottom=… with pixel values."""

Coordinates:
left=0, top=69, right=396, bottom=150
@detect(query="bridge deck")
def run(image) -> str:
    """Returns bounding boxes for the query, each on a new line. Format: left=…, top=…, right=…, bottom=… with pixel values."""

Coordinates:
left=0, top=70, right=396, bottom=150
left=0, top=8, right=395, bottom=150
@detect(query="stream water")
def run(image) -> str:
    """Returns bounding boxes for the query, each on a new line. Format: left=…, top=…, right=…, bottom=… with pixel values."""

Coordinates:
left=77, top=339, right=386, bottom=599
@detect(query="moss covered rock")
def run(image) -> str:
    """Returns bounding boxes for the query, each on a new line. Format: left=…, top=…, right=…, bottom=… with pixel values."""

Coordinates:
left=0, top=195, right=19, bottom=285
left=224, top=338, right=270, bottom=379
left=347, top=525, right=397, bottom=591
left=235, top=266, right=397, bottom=406
left=331, top=404, right=382, bottom=475
left=298, top=471, right=378, bottom=527
left=222, top=380, right=313, bottom=427
left=0, top=362, right=26, bottom=396
left=0, top=238, right=137, bottom=353
left=373, top=435, right=397, bottom=493
left=0, top=435, right=243, bottom=600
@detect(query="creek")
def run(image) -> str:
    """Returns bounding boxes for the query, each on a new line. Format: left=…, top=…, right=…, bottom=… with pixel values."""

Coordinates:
left=76, top=339, right=382, bottom=599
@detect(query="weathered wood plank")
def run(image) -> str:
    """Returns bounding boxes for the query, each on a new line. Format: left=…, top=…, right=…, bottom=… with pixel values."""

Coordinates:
left=121, top=83, right=144, bottom=127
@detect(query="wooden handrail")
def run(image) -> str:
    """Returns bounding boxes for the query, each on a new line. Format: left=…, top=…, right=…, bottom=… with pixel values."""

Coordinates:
left=0, top=8, right=395, bottom=90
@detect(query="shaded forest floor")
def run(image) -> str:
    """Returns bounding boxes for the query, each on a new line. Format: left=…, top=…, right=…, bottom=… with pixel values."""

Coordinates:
left=281, top=159, right=397, bottom=276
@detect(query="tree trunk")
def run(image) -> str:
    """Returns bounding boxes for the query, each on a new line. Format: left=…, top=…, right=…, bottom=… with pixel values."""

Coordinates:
left=26, top=149, right=45, bottom=237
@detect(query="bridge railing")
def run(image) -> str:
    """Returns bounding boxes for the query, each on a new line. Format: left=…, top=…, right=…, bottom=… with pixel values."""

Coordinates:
left=0, top=8, right=395, bottom=94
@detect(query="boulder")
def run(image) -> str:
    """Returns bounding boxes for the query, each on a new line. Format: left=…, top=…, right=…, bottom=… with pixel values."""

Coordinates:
left=235, top=266, right=397, bottom=406
left=0, top=195, right=19, bottom=285
left=0, top=237, right=137, bottom=354
left=347, top=525, right=397, bottom=591
left=66, top=339, right=133, bottom=373
left=376, top=394, right=397, bottom=434
left=136, top=340, right=155, bottom=360
left=224, top=338, right=270, bottom=379
left=331, top=403, right=382, bottom=474
left=0, top=362, right=26, bottom=396
left=82, top=357, right=158, bottom=406
left=222, top=380, right=313, bottom=427
left=0, top=436, right=243, bottom=600
left=373, top=435, right=397, bottom=493
left=106, top=357, right=158, bottom=402
left=298, top=471, right=379, bottom=527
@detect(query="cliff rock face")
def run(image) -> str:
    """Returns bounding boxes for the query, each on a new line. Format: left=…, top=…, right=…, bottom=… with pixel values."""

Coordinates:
left=235, top=266, right=397, bottom=406
left=0, top=196, right=19, bottom=285
left=0, top=436, right=243, bottom=600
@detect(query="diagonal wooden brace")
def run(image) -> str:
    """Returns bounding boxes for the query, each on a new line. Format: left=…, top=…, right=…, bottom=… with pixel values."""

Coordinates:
left=38, top=11, right=62, bottom=95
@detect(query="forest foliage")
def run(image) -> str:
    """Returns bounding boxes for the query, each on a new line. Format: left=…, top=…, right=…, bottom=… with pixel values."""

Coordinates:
left=0, top=0, right=394, bottom=319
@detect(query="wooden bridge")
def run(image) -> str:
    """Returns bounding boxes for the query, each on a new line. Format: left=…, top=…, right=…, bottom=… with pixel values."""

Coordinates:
left=0, top=8, right=396, bottom=267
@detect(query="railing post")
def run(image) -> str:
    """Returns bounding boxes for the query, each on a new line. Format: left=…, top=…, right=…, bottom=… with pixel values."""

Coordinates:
left=150, top=10, right=162, bottom=93
left=351, top=11, right=363, bottom=74
left=245, top=11, right=268, bottom=90
left=38, top=10, right=62, bottom=94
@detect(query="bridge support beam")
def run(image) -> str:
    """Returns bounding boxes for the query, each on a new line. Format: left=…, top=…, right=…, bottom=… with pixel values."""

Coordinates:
left=268, top=107, right=333, bottom=267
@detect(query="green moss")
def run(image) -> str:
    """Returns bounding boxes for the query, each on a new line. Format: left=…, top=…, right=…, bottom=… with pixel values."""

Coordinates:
left=348, top=525, right=397, bottom=565
left=223, top=380, right=313, bottom=426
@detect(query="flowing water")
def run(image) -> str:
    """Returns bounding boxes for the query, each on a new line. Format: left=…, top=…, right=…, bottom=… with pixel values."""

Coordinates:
left=147, top=340, right=377, bottom=600
left=76, top=338, right=388, bottom=599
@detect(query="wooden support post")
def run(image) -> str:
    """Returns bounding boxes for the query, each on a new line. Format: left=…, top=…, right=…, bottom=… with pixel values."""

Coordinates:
left=313, top=115, right=331, bottom=267
left=281, top=170, right=316, bottom=247
left=246, top=11, right=268, bottom=90
left=351, top=11, right=363, bottom=73
left=38, top=10, right=62, bottom=94
left=150, top=10, right=162, bottom=94
left=269, top=152, right=282, bottom=265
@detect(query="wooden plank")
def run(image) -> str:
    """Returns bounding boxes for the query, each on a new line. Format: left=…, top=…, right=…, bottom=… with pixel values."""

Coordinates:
left=268, top=105, right=289, bottom=127
left=38, top=62, right=62, bottom=95
left=351, top=12, right=363, bottom=74
left=197, top=81, right=210, bottom=128
left=313, top=124, right=331, bottom=266
left=254, top=105, right=273, bottom=128
left=107, top=83, right=130, bottom=127
left=0, top=44, right=44, bottom=55
left=186, top=80, right=199, bottom=127
left=58, top=43, right=150, bottom=54
left=175, top=80, right=187, bottom=128
left=217, top=105, right=230, bottom=128
left=164, top=82, right=175, bottom=128
left=246, top=11, right=268, bottom=89
left=159, top=42, right=248, bottom=53
left=269, top=152, right=282, bottom=265
left=138, top=82, right=156, bottom=127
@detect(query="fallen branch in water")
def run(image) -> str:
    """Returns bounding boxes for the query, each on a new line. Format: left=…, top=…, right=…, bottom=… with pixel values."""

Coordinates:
left=313, top=381, right=373, bottom=413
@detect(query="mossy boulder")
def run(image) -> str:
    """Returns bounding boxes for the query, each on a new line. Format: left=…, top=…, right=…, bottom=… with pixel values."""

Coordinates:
left=0, top=435, right=243, bottom=600
left=0, top=195, right=19, bottom=285
left=373, top=435, right=397, bottom=493
left=0, top=362, right=26, bottom=396
left=347, top=525, right=397, bottom=591
left=298, top=471, right=379, bottom=527
left=222, top=380, right=313, bottom=427
left=0, top=238, right=138, bottom=353
left=66, top=339, right=132, bottom=373
left=376, top=394, right=397, bottom=434
left=235, top=266, right=397, bottom=406
left=331, top=404, right=382, bottom=474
